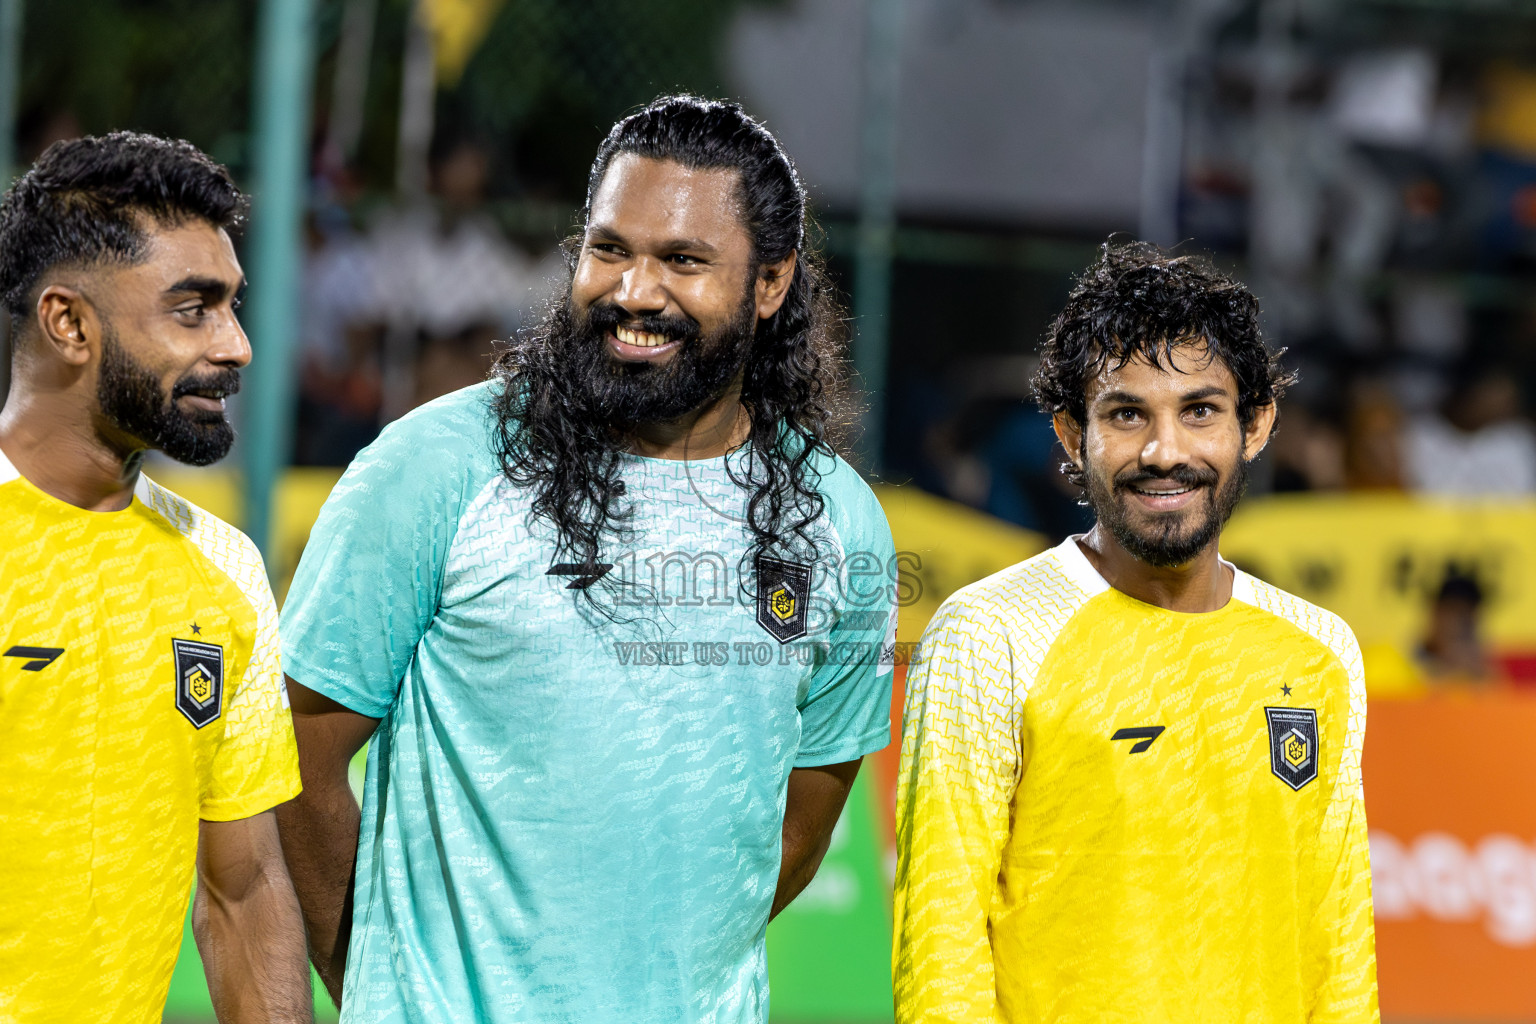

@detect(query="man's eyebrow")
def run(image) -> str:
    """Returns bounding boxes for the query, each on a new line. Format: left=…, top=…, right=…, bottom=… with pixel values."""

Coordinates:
left=585, top=224, right=721, bottom=256
left=163, top=275, right=236, bottom=300
left=656, top=237, right=720, bottom=255
left=1095, top=389, right=1144, bottom=406
left=1180, top=385, right=1232, bottom=403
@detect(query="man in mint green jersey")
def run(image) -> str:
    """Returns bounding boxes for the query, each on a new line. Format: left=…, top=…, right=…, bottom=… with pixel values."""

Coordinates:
left=276, top=95, right=897, bottom=1024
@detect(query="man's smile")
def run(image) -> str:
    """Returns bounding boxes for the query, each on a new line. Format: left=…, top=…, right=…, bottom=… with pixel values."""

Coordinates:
left=609, top=325, right=682, bottom=361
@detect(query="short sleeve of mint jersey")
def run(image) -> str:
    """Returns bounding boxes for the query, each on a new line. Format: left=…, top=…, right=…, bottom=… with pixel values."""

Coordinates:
left=795, top=465, right=897, bottom=768
left=280, top=384, right=499, bottom=718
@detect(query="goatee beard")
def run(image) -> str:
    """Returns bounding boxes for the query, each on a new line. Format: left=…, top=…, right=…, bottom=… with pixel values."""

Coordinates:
left=1087, top=459, right=1247, bottom=568
left=97, top=325, right=240, bottom=466
left=553, top=287, right=758, bottom=429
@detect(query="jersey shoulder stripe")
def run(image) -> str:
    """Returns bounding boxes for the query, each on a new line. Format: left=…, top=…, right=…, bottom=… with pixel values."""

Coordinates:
left=907, top=541, right=1099, bottom=786
left=135, top=474, right=287, bottom=714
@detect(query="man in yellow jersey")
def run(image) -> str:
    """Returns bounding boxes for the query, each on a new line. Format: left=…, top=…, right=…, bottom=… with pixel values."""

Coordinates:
left=894, top=240, right=1377, bottom=1023
left=0, top=133, right=310, bottom=1023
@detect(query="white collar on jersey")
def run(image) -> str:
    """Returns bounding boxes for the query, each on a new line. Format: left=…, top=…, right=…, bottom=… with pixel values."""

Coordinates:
left=0, top=441, right=155, bottom=507
left=1054, top=533, right=1257, bottom=607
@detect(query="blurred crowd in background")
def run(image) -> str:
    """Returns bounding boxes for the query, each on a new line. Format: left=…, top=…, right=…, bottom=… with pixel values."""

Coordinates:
left=8, top=0, right=1536, bottom=691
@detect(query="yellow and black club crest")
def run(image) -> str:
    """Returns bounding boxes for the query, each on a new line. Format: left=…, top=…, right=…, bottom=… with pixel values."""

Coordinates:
left=172, top=638, right=225, bottom=729
left=1265, top=706, right=1319, bottom=790
left=756, top=556, right=812, bottom=643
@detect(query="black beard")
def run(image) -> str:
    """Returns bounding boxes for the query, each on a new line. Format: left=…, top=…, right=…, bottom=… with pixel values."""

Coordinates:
left=1086, top=458, right=1248, bottom=569
left=97, top=325, right=240, bottom=466
left=554, top=287, right=758, bottom=428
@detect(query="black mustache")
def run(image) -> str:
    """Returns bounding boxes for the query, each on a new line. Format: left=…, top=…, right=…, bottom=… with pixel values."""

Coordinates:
left=1114, top=465, right=1218, bottom=490
left=584, top=302, right=701, bottom=346
left=171, top=369, right=242, bottom=400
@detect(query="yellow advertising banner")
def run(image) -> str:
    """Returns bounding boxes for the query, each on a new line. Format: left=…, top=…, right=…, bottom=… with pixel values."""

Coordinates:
left=1222, top=495, right=1536, bottom=654
left=147, top=468, right=1536, bottom=666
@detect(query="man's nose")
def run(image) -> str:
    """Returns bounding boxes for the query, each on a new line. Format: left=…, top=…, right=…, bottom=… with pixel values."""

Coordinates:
left=206, top=310, right=252, bottom=369
left=614, top=256, right=667, bottom=314
left=1140, top=413, right=1192, bottom=470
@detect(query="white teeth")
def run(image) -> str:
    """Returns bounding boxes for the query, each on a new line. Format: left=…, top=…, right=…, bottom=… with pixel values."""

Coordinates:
left=616, top=326, right=669, bottom=348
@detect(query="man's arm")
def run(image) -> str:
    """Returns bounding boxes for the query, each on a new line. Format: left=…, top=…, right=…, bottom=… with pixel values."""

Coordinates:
left=193, top=810, right=313, bottom=1024
left=273, top=677, right=380, bottom=1007
left=1312, top=635, right=1380, bottom=1022
left=771, top=758, right=861, bottom=919
left=892, top=603, right=1019, bottom=1024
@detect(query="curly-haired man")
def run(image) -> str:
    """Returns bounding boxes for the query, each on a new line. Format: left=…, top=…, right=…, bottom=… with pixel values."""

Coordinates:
left=894, top=241, right=1378, bottom=1023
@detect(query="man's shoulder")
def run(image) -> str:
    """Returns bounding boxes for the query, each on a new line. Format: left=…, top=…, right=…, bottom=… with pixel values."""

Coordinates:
left=951, top=542, right=1093, bottom=617
left=922, top=541, right=1095, bottom=653
left=340, top=381, right=503, bottom=499
left=804, top=446, right=891, bottom=551
left=1232, top=569, right=1363, bottom=673
left=372, top=380, right=501, bottom=457
left=135, top=475, right=274, bottom=614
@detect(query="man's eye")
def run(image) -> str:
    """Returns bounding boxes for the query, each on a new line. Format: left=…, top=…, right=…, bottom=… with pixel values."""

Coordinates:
left=588, top=242, right=625, bottom=257
left=667, top=254, right=701, bottom=266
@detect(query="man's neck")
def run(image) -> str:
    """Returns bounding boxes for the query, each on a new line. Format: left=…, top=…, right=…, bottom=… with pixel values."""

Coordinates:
left=625, top=383, right=750, bottom=461
left=1075, top=523, right=1233, bottom=613
left=0, top=388, right=143, bottom=512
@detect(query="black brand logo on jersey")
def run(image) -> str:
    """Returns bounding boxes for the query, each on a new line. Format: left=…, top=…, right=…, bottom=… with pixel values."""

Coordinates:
left=173, top=638, right=225, bottom=729
left=1110, top=725, right=1166, bottom=753
left=546, top=562, right=614, bottom=590
left=3, top=646, right=64, bottom=671
left=757, top=556, right=811, bottom=643
left=1265, top=706, right=1319, bottom=791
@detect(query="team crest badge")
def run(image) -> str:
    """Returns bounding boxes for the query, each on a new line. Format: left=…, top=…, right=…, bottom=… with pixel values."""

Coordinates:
left=1265, top=706, right=1319, bottom=791
left=757, top=556, right=812, bottom=643
left=173, top=638, right=225, bottom=729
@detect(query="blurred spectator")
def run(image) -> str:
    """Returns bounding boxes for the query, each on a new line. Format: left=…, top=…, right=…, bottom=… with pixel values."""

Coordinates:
left=293, top=140, right=550, bottom=465
left=1268, top=401, right=1347, bottom=492
left=1419, top=572, right=1503, bottom=686
left=1403, top=370, right=1536, bottom=495
left=1343, top=382, right=1408, bottom=490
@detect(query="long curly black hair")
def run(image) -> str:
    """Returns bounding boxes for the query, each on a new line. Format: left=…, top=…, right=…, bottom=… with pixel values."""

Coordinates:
left=1033, top=239, right=1295, bottom=486
left=490, top=95, right=851, bottom=579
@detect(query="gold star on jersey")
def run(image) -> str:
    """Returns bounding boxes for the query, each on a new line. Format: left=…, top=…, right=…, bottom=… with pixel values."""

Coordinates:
left=0, top=450, right=300, bottom=1023
left=893, top=537, right=1378, bottom=1024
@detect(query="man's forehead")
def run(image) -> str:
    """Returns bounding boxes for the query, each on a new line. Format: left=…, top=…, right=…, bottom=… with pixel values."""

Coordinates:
left=588, top=154, right=745, bottom=239
left=135, top=221, right=243, bottom=282
left=1085, top=341, right=1237, bottom=398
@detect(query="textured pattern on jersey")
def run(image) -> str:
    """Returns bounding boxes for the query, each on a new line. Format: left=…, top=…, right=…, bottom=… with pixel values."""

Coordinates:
left=893, top=539, right=1379, bottom=1024
left=281, top=382, right=895, bottom=1024
left=140, top=477, right=296, bottom=818
left=1235, top=574, right=1377, bottom=1021
left=0, top=465, right=300, bottom=1024
left=893, top=551, right=1090, bottom=1022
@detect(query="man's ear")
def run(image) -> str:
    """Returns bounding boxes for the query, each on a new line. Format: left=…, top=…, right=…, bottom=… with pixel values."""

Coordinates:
left=1242, top=401, right=1278, bottom=462
left=34, top=285, right=98, bottom=367
left=1052, top=411, right=1083, bottom=473
left=754, top=251, right=797, bottom=321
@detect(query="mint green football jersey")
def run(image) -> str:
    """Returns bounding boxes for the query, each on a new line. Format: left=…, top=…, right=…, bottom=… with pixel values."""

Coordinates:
left=280, top=382, right=896, bottom=1024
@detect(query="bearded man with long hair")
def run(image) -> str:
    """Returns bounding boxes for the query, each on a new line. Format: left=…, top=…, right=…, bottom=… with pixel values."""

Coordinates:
left=278, top=96, right=897, bottom=1024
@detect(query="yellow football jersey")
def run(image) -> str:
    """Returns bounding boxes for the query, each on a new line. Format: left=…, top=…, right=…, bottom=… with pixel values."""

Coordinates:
left=894, top=538, right=1377, bottom=1023
left=0, top=450, right=300, bottom=1023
